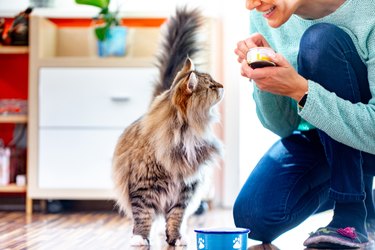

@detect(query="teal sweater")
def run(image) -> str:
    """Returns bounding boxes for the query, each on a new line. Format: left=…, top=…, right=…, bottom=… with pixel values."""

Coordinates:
left=250, top=0, right=375, bottom=154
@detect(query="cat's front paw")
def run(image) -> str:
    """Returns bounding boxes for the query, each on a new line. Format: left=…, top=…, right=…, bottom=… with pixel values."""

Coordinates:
left=130, top=235, right=149, bottom=246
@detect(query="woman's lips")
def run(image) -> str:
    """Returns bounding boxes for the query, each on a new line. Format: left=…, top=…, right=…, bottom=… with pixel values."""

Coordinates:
left=263, top=6, right=276, bottom=18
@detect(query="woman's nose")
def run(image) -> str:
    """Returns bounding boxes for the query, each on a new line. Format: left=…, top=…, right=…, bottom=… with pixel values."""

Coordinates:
left=246, top=0, right=262, bottom=10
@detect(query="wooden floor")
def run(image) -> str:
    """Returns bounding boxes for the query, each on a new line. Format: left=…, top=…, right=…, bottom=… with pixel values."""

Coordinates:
left=1, top=208, right=375, bottom=250
left=0, top=208, right=234, bottom=250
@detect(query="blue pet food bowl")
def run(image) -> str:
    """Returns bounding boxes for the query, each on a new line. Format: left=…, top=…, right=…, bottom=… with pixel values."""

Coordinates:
left=194, top=227, right=250, bottom=250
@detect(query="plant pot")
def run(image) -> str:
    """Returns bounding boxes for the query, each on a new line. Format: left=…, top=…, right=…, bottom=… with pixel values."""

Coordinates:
left=97, top=26, right=128, bottom=57
left=30, top=0, right=55, bottom=8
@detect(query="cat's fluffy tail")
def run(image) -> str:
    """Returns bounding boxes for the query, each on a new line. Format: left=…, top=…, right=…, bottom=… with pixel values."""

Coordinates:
left=153, top=7, right=203, bottom=97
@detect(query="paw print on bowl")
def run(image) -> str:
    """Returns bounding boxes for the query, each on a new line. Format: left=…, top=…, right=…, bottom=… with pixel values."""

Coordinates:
left=233, top=237, right=241, bottom=249
left=198, top=238, right=205, bottom=249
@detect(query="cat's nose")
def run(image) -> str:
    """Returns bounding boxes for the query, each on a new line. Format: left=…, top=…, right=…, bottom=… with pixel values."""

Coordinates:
left=218, top=87, right=224, bottom=98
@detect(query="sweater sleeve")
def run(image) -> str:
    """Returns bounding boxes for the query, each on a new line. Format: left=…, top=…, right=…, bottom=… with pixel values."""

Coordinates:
left=299, top=80, right=375, bottom=154
left=253, top=84, right=301, bottom=137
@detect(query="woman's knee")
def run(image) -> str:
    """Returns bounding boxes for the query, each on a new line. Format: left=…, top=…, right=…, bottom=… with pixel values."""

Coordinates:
left=298, top=23, right=351, bottom=76
left=301, top=23, right=342, bottom=44
left=297, top=23, right=367, bottom=102
left=233, top=195, right=286, bottom=242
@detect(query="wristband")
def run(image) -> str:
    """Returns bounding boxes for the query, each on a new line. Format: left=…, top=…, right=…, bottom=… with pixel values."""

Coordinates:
left=298, top=92, right=308, bottom=109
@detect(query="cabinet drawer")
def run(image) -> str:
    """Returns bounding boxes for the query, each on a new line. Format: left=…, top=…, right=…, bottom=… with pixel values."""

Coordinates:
left=39, top=67, right=157, bottom=128
left=38, top=129, right=123, bottom=189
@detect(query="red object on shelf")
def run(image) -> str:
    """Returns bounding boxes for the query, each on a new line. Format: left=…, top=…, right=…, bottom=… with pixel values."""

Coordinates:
left=0, top=99, right=27, bottom=115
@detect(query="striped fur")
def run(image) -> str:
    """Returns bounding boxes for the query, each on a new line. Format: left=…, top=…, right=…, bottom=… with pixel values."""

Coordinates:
left=112, top=7, right=223, bottom=246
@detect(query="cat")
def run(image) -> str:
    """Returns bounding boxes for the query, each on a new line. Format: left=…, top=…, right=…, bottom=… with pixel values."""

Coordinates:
left=112, top=7, right=224, bottom=246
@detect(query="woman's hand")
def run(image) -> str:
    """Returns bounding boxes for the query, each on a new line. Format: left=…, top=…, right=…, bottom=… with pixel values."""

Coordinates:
left=241, top=52, right=308, bottom=101
left=235, top=33, right=271, bottom=63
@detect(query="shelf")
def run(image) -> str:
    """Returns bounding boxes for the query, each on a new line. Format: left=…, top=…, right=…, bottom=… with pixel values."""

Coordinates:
left=0, top=184, right=26, bottom=193
left=31, top=16, right=161, bottom=67
left=38, top=56, right=155, bottom=67
left=0, top=46, right=29, bottom=54
left=0, top=115, right=28, bottom=123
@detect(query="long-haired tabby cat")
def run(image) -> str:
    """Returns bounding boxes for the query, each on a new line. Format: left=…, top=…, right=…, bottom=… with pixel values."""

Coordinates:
left=112, top=7, right=224, bottom=246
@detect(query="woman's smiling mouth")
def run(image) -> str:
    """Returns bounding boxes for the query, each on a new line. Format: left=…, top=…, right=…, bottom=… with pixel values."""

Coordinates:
left=263, top=6, right=276, bottom=18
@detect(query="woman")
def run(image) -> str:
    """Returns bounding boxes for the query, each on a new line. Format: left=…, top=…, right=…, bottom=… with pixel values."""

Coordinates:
left=233, top=0, right=375, bottom=248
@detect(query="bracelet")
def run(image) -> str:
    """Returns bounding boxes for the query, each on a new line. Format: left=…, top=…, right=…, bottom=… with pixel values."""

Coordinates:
left=298, top=92, right=308, bottom=108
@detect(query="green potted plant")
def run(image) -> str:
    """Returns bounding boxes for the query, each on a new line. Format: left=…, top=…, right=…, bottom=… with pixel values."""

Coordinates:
left=75, top=0, right=128, bottom=57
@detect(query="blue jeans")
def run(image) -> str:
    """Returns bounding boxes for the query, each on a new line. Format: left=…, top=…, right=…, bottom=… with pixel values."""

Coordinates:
left=233, top=23, right=375, bottom=242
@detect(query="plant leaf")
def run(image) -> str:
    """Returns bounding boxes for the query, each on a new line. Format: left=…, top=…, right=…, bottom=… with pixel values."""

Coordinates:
left=95, top=25, right=108, bottom=41
left=99, top=7, right=109, bottom=15
left=75, top=0, right=110, bottom=9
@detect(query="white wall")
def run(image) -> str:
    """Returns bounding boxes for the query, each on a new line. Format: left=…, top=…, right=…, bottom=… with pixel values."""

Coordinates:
left=239, top=80, right=279, bottom=185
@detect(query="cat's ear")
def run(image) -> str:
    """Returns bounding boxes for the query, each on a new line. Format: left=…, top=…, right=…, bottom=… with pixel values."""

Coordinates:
left=187, top=71, right=198, bottom=93
left=182, top=56, right=195, bottom=72
left=184, top=57, right=197, bottom=93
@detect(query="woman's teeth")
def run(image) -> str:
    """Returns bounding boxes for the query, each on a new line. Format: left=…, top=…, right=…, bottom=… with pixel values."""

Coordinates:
left=265, top=6, right=275, bottom=15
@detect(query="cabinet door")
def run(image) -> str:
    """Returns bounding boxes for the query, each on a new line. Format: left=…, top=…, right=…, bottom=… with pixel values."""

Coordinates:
left=38, top=67, right=157, bottom=191
left=38, top=129, right=122, bottom=189
left=39, top=67, right=157, bottom=128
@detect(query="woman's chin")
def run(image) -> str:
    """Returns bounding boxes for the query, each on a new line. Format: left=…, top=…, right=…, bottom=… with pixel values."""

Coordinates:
left=267, top=21, right=282, bottom=28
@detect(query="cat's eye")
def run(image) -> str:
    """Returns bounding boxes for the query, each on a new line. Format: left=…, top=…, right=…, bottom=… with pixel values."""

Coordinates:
left=209, top=85, right=216, bottom=89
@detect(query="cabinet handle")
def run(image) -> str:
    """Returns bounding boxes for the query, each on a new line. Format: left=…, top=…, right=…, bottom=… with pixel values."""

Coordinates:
left=110, top=95, right=130, bottom=102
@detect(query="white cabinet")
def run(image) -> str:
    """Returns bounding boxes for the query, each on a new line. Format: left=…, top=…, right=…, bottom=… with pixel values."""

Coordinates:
left=36, top=67, right=157, bottom=197
left=27, top=15, right=164, bottom=203
left=39, top=68, right=155, bottom=127
left=38, top=129, right=121, bottom=189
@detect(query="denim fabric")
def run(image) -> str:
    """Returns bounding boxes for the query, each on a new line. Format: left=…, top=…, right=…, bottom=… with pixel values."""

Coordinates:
left=233, top=23, right=375, bottom=242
